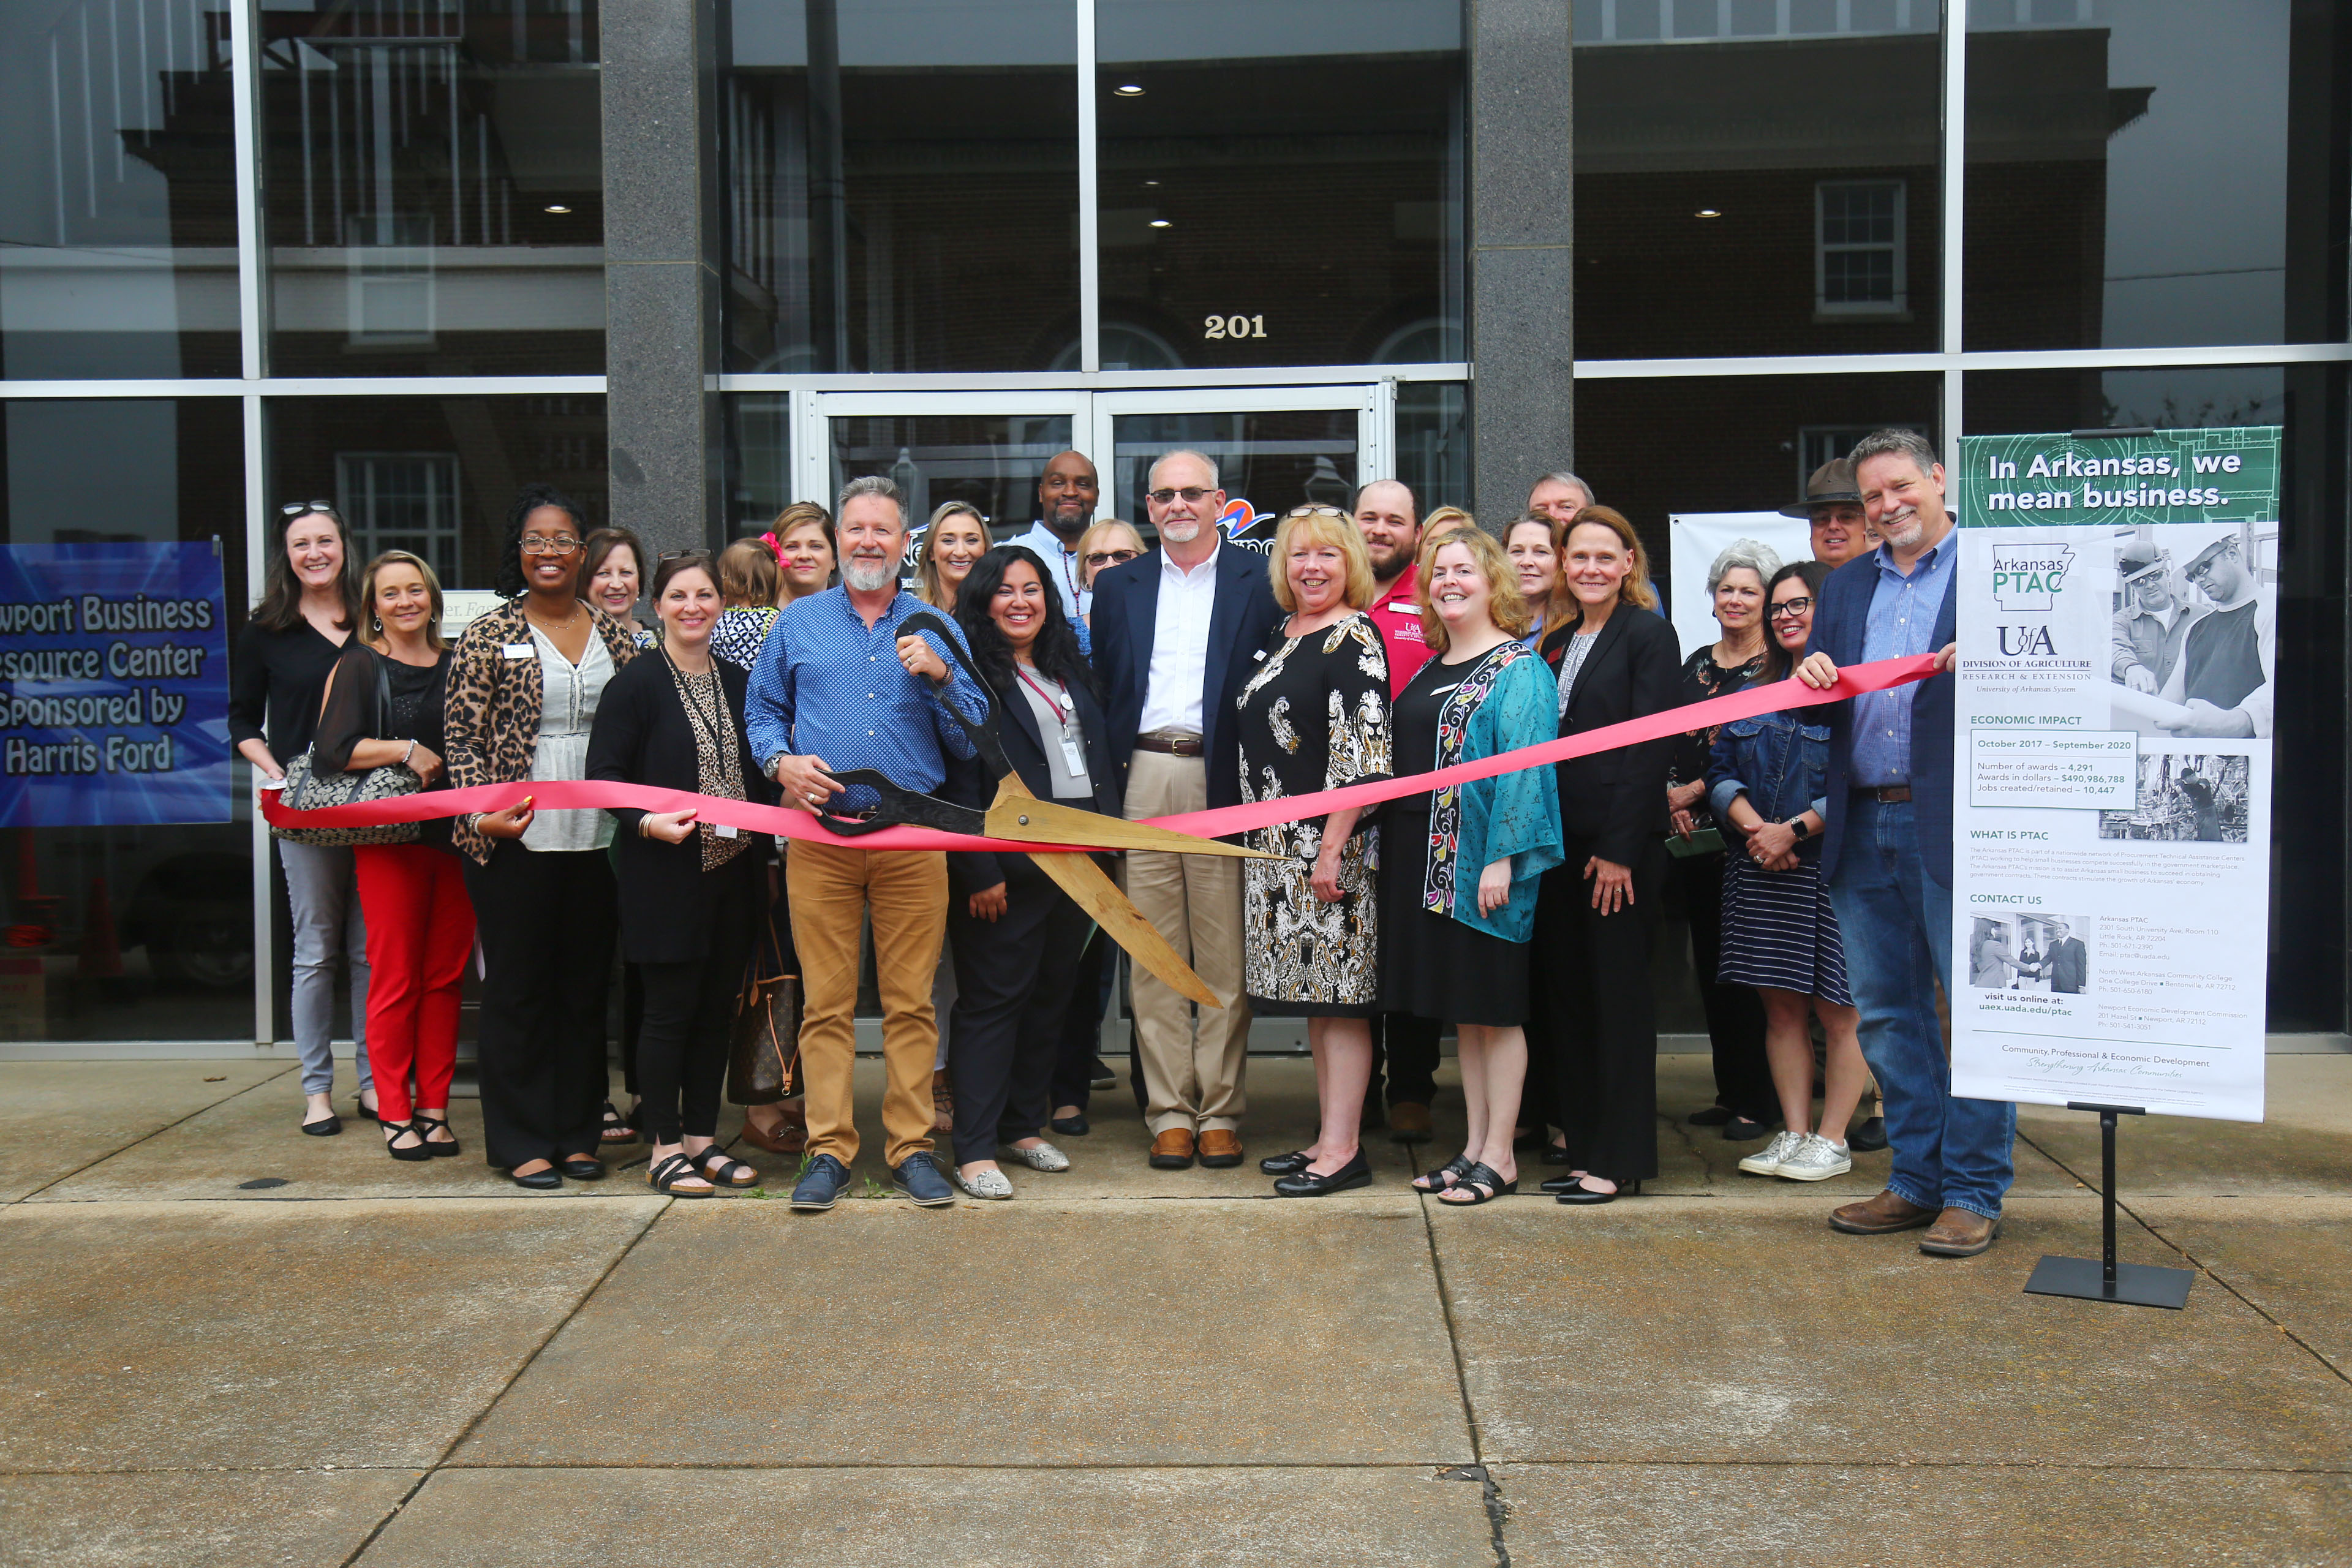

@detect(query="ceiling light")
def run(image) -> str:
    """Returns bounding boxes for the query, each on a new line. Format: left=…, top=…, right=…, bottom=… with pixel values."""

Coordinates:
left=1148, top=218, right=1171, bottom=228
left=545, top=204, right=571, bottom=214
left=1694, top=208, right=1722, bottom=218
left=1142, top=179, right=1160, bottom=187
left=1114, top=83, right=1144, bottom=96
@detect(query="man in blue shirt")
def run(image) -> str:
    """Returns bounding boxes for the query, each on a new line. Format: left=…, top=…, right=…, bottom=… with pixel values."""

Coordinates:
left=747, top=474, right=986, bottom=1213
left=1796, top=429, right=2015, bottom=1259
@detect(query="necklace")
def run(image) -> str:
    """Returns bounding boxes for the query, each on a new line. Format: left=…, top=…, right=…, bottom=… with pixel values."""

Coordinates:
left=525, top=599, right=581, bottom=635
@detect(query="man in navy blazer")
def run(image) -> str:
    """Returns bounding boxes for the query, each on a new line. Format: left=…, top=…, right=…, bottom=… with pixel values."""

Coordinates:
left=1795, top=429, right=2015, bottom=1260
left=1089, top=450, right=1283, bottom=1172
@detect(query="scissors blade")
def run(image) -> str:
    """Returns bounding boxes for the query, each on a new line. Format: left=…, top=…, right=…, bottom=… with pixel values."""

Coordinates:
left=1022, top=850, right=1221, bottom=1009
left=982, top=788, right=1273, bottom=859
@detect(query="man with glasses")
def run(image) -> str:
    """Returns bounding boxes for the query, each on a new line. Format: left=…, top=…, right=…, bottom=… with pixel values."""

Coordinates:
left=2157, top=532, right=2273, bottom=739
left=1089, top=450, right=1283, bottom=1171
left=1781, top=459, right=1871, bottom=570
left=1005, top=450, right=1101, bottom=623
left=2111, top=543, right=2193, bottom=697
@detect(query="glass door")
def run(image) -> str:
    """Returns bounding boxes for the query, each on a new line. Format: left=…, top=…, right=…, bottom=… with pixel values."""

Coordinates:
left=1090, top=385, right=1387, bottom=544
left=801, top=391, right=1086, bottom=539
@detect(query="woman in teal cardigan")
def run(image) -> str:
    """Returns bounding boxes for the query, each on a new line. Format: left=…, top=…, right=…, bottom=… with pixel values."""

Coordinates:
left=1379, top=525, right=1564, bottom=1204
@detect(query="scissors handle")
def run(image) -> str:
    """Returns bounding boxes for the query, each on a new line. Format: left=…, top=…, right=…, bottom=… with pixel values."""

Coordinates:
left=807, top=769, right=986, bottom=839
left=896, top=609, right=1013, bottom=780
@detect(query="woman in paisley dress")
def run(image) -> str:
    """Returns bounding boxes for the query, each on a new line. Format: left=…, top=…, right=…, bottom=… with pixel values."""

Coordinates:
left=1237, top=507, right=1392, bottom=1198
left=1380, top=527, right=1563, bottom=1205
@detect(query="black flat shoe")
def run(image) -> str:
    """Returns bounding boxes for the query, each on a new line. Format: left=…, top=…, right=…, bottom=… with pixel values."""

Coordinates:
left=382, top=1120, right=431, bottom=1163
left=352, top=1098, right=380, bottom=1123
left=1722, top=1116, right=1773, bottom=1141
left=1050, top=1114, right=1091, bottom=1137
left=1555, top=1177, right=1640, bottom=1205
left=1539, top=1141, right=1574, bottom=1166
left=1412, top=1155, right=1475, bottom=1194
left=510, top=1167, right=562, bottom=1191
left=559, top=1156, right=606, bottom=1181
left=1848, top=1115, right=1889, bottom=1153
left=300, top=1113, right=341, bottom=1137
left=1272, top=1150, right=1371, bottom=1197
left=411, top=1114, right=461, bottom=1158
left=1436, top=1162, right=1517, bottom=1206
left=1259, top=1149, right=1311, bottom=1176
left=1538, top=1173, right=1586, bottom=1194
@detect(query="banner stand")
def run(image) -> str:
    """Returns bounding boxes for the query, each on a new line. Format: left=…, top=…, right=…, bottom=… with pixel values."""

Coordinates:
left=2022, top=1102, right=2193, bottom=1311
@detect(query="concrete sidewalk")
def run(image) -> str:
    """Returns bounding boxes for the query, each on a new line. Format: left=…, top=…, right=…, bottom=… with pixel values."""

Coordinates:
left=2, top=1054, right=2348, bottom=1565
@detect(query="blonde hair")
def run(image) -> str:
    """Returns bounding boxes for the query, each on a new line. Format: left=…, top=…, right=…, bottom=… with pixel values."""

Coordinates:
left=1268, top=507, right=1377, bottom=614
left=1416, top=527, right=1531, bottom=652
left=1422, top=505, right=1474, bottom=536
left=1503, top=508, right=1577, bottom=633
left=718, top=536, right=780, bottom=608
left=1564, top=505, right=1659, bottom=612
left=1076, top=518, right=1146, bottom=587
left=360, top=550, right=448, bottom=652
left=915, top=500, right=992, bottom=611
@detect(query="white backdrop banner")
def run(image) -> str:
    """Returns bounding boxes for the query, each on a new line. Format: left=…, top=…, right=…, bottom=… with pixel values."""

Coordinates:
left=1949, top=428, right=2278, bottom=1123
left=1667, top=511, right=1817, bottom=656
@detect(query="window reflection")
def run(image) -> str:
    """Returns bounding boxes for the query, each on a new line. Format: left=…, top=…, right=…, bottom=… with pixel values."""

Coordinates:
left=261, top=0, right=606, bottom=376
left=1096, top=0, right=1464, bottom=369
left=726, top=0, right=1080, bottom=373
left=1106, top=409, right=1359, bottom=542
left=829, top=415, right=1076, bottom=537
left=0, top=0, right=241, bottom=380
left=1395, top=383, right=1469, bottom=514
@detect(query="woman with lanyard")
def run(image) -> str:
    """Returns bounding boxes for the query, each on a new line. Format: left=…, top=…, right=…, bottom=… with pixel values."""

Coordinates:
left=587, top=551, right=770, bottom=1196
left=937, top=546, right=1120, bottom=1199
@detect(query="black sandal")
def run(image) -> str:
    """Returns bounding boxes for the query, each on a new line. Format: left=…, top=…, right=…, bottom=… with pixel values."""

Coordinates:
left=382, top=1120, right=431, bottom=1163
left=600, top=1100, right=639, bottom=1145
left=688, top=1147, right=758, bottom=1189
left=1412, top=1155, right=1476, bottom=1193
left=1438, top=1162, right=1517, bottom=1205
left=647, top=1152, right=713, bottom=1197
left=411, top=1114, right=461, bottom=1158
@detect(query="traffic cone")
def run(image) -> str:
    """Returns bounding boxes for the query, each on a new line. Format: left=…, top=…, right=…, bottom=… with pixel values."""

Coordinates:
left=78, top=875, right=123, bottom=978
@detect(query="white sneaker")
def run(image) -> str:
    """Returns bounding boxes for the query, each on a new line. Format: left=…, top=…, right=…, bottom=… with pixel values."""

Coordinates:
left=1776, top=1134, right=1853, bottom=1182
left=951, top=1165, right=1014, bottom=1200
left=1737, top=1129, right=1802, bottom=1177
left=1001, top=1141, right=1070, bottom=1172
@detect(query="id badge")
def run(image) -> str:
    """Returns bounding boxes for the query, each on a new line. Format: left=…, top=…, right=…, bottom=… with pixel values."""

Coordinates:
left=502, top=643, right=533, bottom=660
left=1059, top=733, right=1089, bottom=777
left=714, top=823, right=739, bottom=839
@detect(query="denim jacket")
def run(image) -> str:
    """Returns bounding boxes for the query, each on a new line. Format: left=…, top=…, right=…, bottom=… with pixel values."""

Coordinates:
left=1706, top=708, right=1831, bottom=850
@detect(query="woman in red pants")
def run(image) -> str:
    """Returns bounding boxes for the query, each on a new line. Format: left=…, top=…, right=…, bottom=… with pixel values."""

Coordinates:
left=314, top=551, right=473, bottom=1161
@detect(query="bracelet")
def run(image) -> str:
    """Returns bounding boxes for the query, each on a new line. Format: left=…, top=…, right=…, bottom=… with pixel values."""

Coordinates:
left=401, top=739, right=417, bottom=768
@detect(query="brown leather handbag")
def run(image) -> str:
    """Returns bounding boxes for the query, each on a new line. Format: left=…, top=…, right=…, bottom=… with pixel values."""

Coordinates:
left=726, top=909, right=803, bottom=1106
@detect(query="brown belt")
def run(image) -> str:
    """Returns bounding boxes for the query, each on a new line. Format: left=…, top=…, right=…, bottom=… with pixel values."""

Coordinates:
left=1855, top=785, right=1913, bottom=804
left=1133, top=730, right=1204, bottom=758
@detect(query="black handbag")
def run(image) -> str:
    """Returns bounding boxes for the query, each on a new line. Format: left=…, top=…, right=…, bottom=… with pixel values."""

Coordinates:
left=269, top=654, right=423, bottom=848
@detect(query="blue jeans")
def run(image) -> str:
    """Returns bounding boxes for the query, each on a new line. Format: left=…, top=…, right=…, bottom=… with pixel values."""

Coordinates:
left=1827, top=797, right=2015, bottom=1219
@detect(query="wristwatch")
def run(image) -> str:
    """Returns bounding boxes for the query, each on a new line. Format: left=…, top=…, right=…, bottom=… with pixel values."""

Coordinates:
left=1785, top=816, right=1812, bottom=841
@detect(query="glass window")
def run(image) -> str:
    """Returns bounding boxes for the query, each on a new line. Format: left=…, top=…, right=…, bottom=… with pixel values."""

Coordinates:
left=1572, top=5, right=1941, bottom=360
left=725, top=0, right=1079, bottom=373
left=726, top=394, right=796, bottom=537
left=1966, top=2, right=2345, bottom=350
left=1395, top=382, right=1469, bottom=518
left=1105, top=409, right=1359, bottom=543
left=1096, top=0, right=1465, bottom=370
left=829, top=413, right=1076, bottom=536
left=0, top=399, right=249, bottom=1039
left=0, top=0, right=241, bottom=380
left=1964, top=364, right=2343, bottom=1031
left=260, top=0, right=606, bottom=376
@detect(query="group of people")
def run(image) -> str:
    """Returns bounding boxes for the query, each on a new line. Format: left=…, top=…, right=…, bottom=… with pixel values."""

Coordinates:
left=233, top=426, right=2016, bottom=1256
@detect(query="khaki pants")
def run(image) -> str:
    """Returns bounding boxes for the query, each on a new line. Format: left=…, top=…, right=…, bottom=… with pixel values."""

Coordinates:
left=788, top=839, right=946, bottom=1168
left=1121, top=750, right=1251, bottom=1135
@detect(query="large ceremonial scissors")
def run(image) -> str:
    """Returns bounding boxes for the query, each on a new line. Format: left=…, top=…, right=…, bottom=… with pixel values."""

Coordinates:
left=809, top=610, right=1268, bottom=1006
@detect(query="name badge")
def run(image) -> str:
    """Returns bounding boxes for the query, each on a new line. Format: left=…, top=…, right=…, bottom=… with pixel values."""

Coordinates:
left=714, top=823, right=739, bottom=839
left=502, top=643, right=533, bottom=659
left=1059, top=734, right=1090, bottom=777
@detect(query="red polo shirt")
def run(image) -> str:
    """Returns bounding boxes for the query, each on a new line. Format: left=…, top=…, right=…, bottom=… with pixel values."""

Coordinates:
left=1366, top=561, right=1433, bottom=696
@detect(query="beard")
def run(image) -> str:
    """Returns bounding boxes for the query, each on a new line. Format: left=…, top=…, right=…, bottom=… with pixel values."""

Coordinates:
left=842, top=557, right=896, bottom=592
left=1875, top=508, right=1925, bottom=549
left=1046, top=503, right=1091, bottom=541
left=1159, top=516, right=1203, bottom=544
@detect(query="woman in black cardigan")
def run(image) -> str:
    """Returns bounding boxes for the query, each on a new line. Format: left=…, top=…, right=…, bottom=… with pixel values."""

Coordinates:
left=1532, top=507, right=1682, bottom=1205
left=586, top=552, right=771, bottom=1197
left=940, top=546, right=1121, bottom=1200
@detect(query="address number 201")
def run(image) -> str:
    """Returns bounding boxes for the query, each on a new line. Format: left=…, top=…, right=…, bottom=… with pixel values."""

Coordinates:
left=1204, top=314, right=1267, bottom=340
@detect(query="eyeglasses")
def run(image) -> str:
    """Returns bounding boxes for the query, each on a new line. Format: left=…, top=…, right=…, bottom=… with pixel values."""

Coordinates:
left=281, top=500, right=339, bottom=519
left=2185, top=556, right=2225, bottom=585
left=1146, top=486, right=1213, bottom=505
left=519, top=535, right=584, bottom=555
left=1284, top=506, right=1348, bottom=519
left=1767, top=597, right=1815, bottom=620
left=1085, top=548, right=1140, bottom=567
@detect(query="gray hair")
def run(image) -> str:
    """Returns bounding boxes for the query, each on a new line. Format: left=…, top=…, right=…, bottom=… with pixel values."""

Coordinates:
left=1706, top=537, right=1784, bottom=595
left=837, top=473, right=907, bottom=527
left=1536, top=470, right=1597, bottom=507
left=1147, top=449, right=1219, bottom=490
left=1847, top=428, right=1941, bottom=479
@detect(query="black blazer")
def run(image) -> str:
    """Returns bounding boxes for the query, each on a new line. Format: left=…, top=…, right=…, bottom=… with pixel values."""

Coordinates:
left=1541, top=604, right=1683, bottom=867
left=586, top=652, right=772, bottom=965
left=945, top=662, right=1121, bottom=900
left=1807, top=546, right=1958, bottom=888
left=1088, top=541, right=1284, bottom=810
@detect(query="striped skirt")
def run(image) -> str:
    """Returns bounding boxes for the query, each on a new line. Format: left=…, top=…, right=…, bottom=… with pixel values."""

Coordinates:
left=1716, top=852, right=1852, bottom=1006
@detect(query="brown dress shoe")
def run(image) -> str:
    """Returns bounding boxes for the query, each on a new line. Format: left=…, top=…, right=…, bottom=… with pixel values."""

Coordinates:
left=1197, top=1128, right=1244, bottom=1167
left=1918, top=1208, right=2002, bottom=1257
left=1828, top=1188, right=1939, bottom=1235
left=737, top=1099, right=807, bottom=1156
left=1387, top=1102, right=1434, bottom=1144
left=1148, top=1128, right=1196, bottom=1169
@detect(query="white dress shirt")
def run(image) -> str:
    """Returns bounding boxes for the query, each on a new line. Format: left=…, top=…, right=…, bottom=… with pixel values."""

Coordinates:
left=1005, top=521, right=1090, bottom=622
left=1137, top=539, right=1223, bottom=736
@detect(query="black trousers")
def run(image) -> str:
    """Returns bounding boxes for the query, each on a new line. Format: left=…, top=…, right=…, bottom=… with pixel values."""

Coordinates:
left=1372, top=1013, right=1441, bottom=1107
left=619, top=963, right=644, bottom=1098
left=1532, top=835, right=1667, bottom=1183
left=1049, top=924, right=1111, bottom=1113
left=1676, top=850, right=1773, bottom=1119
left=464, top=843, right=617, bottom=1170
left=635, top=861, right=758, bottom=1145
left=947, top=858, right=1092, bottom=1166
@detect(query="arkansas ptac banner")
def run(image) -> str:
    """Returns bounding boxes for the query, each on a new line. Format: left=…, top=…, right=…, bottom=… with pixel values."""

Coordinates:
left=1950, top=428, right=2277, bottom=1122
left=0, top=542, right=232, bottom=827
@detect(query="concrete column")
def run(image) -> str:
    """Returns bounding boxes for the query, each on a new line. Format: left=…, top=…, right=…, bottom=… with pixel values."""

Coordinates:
left=601, top=0, right=722, bottom=556
left=1467, top=0, right=1575, bottom=523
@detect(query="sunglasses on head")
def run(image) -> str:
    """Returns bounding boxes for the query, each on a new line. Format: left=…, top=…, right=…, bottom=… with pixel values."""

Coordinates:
left=281, top=500, right=339, bottom=519
left=1284, top=506, right=1348, bottom=519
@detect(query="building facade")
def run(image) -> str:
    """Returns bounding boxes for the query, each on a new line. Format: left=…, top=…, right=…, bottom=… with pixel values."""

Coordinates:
left=0, top=0, right=2344, bottom=1050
